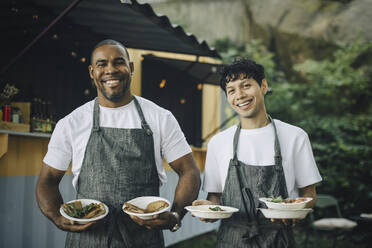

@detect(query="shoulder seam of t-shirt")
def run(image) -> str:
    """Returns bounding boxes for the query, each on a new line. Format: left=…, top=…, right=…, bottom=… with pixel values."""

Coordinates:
left=209, top=125, right=236, bottom=143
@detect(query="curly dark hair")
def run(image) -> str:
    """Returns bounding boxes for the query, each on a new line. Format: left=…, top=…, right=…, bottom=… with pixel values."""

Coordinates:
left=219, top=58, right=265, bottom=92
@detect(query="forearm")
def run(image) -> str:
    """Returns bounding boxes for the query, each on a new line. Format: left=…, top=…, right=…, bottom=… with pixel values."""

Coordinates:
left=299, top=184, right=317, bottom=208
left=36, top=179, right=64, bottom=223
left=207, top=193, right=222, bottom=205
left=172, top=168, right=201, bottom=219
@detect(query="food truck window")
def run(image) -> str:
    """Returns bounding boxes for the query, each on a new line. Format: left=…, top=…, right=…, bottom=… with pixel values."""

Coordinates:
left=141, top=58, right=202, bottom=147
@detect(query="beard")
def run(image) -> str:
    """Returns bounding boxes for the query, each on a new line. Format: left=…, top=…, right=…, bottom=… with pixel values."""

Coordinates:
left=97, top=80, right=129, bottom=102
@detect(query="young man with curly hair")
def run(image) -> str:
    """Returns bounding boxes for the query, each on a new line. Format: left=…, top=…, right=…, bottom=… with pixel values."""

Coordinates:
left=193, top=58, right=322, bottom=247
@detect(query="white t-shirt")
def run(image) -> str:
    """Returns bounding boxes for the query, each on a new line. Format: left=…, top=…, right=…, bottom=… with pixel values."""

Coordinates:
left=202, top=119, right=322, bottom=198
left=43, top=96, right=192, bottom=189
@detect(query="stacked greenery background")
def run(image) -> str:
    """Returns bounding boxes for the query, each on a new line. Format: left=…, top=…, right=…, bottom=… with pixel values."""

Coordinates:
left=214, top=37, right=372, bottom=217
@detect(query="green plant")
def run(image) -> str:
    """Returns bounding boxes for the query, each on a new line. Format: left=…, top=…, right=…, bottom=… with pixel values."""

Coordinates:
left=0, top=83, right=19, bottom=106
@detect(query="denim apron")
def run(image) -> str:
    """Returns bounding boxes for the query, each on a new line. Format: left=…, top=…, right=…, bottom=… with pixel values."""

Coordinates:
left=217, top=116, right=295, bottom=248
left=65, top=97, right=164, bottom=248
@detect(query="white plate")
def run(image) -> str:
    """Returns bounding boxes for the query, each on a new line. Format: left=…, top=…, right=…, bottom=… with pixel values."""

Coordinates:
left=258, top=208, right=313, bottom=219
left=185, top=205, right=239, bottom=219
left=360, top=213, right=372, bottom=219
left=259, top=197, right=312, bottom=210
left=60, top=199, right=109, bottom=224
left=122, top=196, right=171, bottom=220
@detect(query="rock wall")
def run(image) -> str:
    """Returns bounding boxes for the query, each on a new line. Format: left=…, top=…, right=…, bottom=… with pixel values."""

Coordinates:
left=151, top=0, right=372, bottom=77
left=241, top=0, right=372, bottom=77
left=150, top=0, right=249, bottom=45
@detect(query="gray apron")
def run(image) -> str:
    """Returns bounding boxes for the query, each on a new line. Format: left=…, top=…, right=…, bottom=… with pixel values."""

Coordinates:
left=217, top=116, right=296, bottom=248
left=65, top=97, right=164, bottom=248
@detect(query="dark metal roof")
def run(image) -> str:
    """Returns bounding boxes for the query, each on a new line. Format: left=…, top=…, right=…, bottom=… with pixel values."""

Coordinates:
left=142, top=54, right=223, bottom=86
left=1, top=0, right=220, bottom=62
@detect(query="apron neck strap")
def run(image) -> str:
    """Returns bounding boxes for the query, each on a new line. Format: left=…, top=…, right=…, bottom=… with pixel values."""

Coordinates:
left=268, top=115, right=282, bottom=167
left=232, top=123, right=241, bottom=161
left=92, top=96, right=153, bottom=136
left=133, top=96, right=153, bottom=136
left=232, top=115, right=283, bottom=166
left=92, top=98, right=100, bottom=132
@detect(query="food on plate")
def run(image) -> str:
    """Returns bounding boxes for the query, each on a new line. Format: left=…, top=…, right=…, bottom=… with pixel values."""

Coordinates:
left=270, top=196, right=307, bottom=204
left=145, top=200, right=169, bottom=213
left=124, top=202, right=146, bottom=214
left=124, top=200, right=169, bottom=214
left=62, top=201, right=105, bottom=219
left=209, top=206, right=225, bottom=212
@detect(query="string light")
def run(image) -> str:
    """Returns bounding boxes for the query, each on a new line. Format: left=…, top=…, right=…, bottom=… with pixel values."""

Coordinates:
left=197, top=83, right=203, bottom=91
left=159, top=79, right=166, bottom=88
left=180, top=98, right=186, bottom=104
left=32, top=15, right=39, bottom=20
left=52, top=34, right=58, bottom=40
left=80, top=57, right=86, bottom=63
left=71, top=51, right=77, bottom=57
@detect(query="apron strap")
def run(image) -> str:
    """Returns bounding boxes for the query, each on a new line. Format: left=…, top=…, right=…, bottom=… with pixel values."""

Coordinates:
left=92, top=98, right=100, bottom=132
left=268, top=115, right=282, bottom=167
left=232, top=123, right=241, bottom=164
left=231, top=124, right=258, bottom=223
left=133, top=96, right=153, bottom=136
left=268, top=115, right=289, bottom=197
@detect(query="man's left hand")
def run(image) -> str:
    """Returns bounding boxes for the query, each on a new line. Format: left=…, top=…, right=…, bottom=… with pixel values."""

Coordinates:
left=128, top=211, right=177, bottom=230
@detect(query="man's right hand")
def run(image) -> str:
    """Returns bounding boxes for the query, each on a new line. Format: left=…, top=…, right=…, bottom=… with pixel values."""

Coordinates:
left=36, top=163, right=100, bottom=233
left=54, top=215, right=98, bottom=232
left=191, top=200, right=219, bottom=223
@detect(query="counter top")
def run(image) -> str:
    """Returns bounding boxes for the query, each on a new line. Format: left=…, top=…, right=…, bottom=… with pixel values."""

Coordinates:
left=0, top=129, right=51, bottom=138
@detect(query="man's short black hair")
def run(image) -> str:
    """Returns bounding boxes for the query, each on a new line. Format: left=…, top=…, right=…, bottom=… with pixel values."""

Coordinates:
left=90, top=39, right=130, bottom=64
left=219, top=58, right=265, bottom=92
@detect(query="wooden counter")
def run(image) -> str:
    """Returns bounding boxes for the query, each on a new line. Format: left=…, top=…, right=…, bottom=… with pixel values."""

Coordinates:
left=0, top=130, right=207, bottom=177
left=0, top=130, right=50, bottom=177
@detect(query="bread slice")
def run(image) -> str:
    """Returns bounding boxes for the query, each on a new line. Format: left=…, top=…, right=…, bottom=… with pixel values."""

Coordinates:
left=83, top=203, right=105, bottom=219
left=124, top=202, right=145, bottom=214
left=145, top=200, right=169, bottom=213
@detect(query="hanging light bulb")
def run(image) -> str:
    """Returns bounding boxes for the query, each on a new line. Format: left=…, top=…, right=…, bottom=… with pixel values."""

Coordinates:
left=197, top=83, right=203, bottom=91
left=180, top=98, right=186, bottom=104
left=80, top=57, right=86, bottom=63
left=159, top=79, right=166, bottom=88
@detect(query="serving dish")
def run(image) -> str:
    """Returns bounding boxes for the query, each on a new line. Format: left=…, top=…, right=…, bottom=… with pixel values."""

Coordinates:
left=258, top=208, right=313, bottom=219
left=60, top=199, right=109, bottom=224
left=185, top=205, right=239, bottom=219
left=259, top=197, right=312, bottom=210
left=122, top=196, right=171, bottom=220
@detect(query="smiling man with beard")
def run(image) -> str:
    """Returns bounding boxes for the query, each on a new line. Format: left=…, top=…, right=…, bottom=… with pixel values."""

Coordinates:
left=36, top=39, right=201, bottom=248
left=192, top=58, right=322, bottom=248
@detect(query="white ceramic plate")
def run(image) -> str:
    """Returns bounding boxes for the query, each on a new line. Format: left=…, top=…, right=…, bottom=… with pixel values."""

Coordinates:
left=258, top=208, right=313, bottom=219
left=259, top=197, right=312, bottom=210
left=185, top=205, right=239, bottom=219
left=60, top=199, right=109, bottom=224
left=122, top=196, right=171, bottom=220
left=360, top=213, right=372, bottom=219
